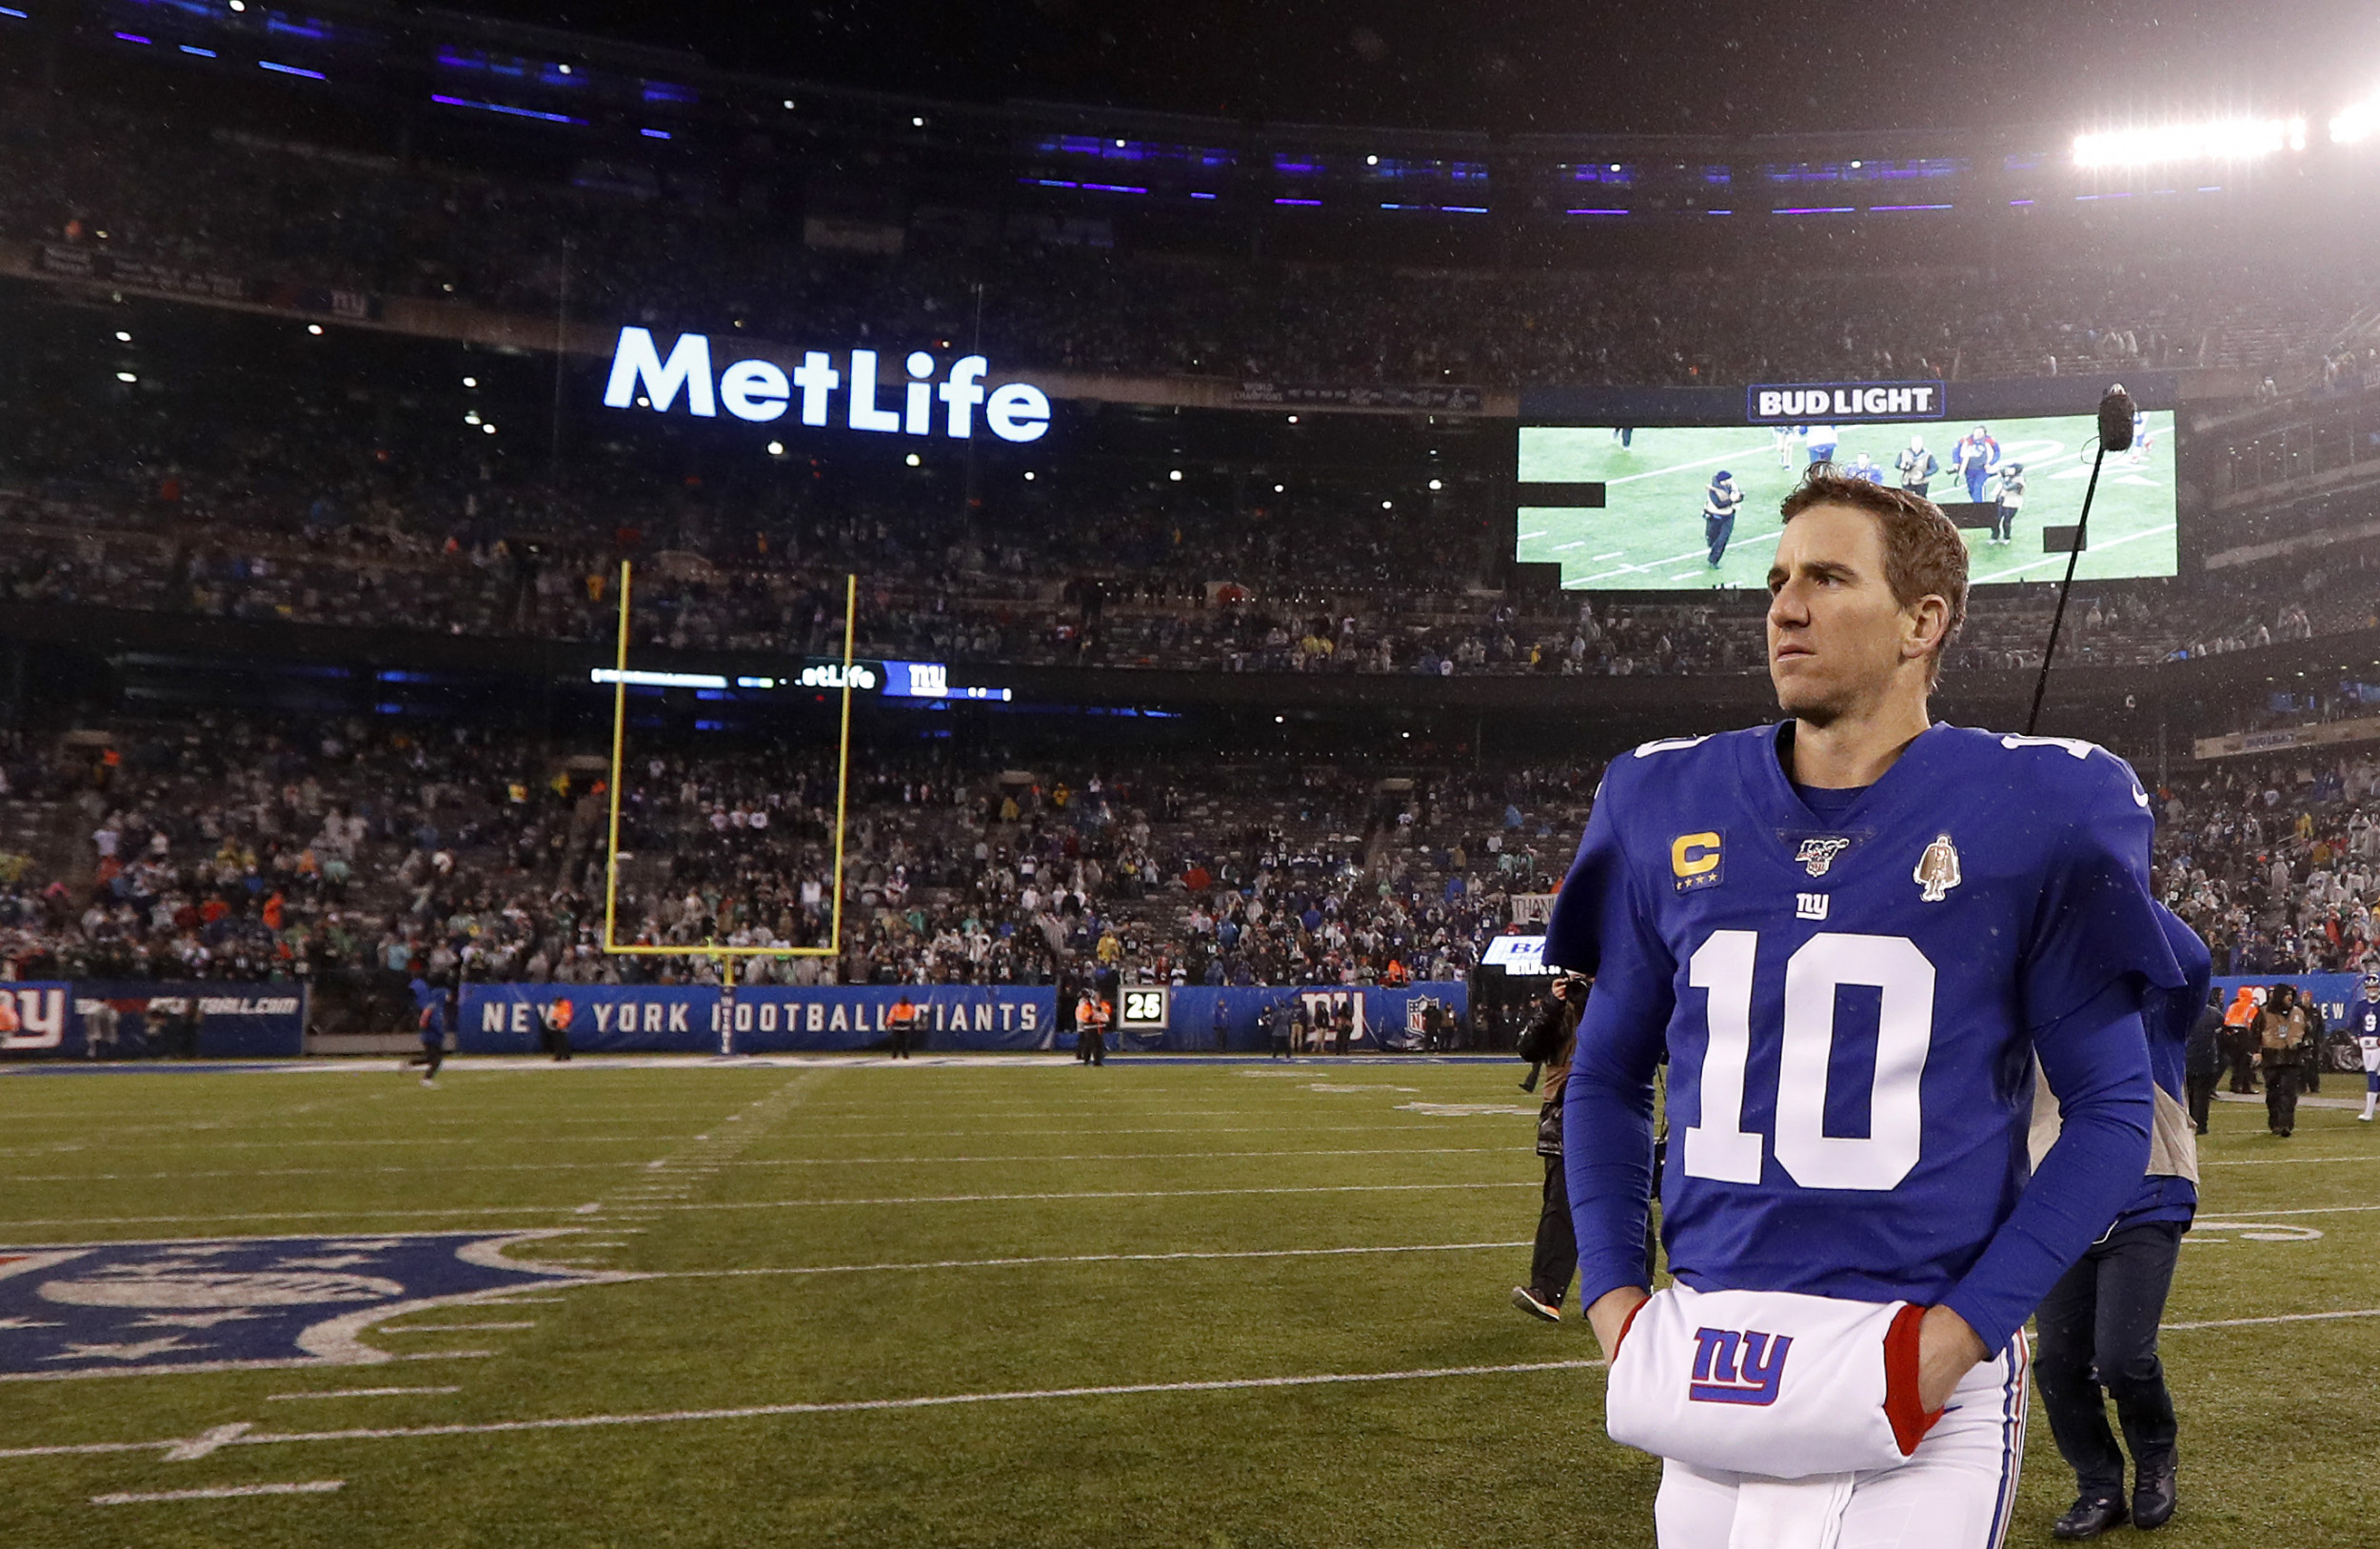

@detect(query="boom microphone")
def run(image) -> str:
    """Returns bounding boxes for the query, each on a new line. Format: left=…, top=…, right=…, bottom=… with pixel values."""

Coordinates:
left=2024, top=383, right=2132, bottom=734
left=2098, top=384, right=2137, bottom=453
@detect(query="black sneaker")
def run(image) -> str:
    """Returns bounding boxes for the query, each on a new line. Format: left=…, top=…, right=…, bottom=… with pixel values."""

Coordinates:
left=2051, top=1496, right=2128, bottom=1540
left=1510, top=1285, right=1561, bottom=1322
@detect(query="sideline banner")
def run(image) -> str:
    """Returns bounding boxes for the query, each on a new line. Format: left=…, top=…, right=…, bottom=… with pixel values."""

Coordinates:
left=457, top=983, right=1060, bottom=1055
left=454, top=982, right=1464, bottom=1055
left=0, top=982, right=307, bottom=1060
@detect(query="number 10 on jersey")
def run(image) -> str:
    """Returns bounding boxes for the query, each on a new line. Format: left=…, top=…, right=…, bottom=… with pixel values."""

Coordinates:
left=1684, top=929, right=1936, bottom=1192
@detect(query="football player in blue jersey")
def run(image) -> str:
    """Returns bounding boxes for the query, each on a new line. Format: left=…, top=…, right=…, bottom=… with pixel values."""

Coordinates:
left=1952, top=424, right=2002, bottom=505
left=407, top=973, right=449, bottom=1086
left=1547, top=467, right=2181, bottom=1548
left=2350, top=971, right=2380, bottom=1122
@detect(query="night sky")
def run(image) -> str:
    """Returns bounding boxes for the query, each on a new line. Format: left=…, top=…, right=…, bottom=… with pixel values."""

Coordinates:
left=457, top=1, right=2380, bottom=137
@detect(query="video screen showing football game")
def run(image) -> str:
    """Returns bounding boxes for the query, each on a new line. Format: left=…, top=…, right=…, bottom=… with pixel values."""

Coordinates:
left=1515, top=410, right=2178, bottom=591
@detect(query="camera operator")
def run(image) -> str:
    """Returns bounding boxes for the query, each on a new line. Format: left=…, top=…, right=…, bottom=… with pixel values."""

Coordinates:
left=1511, top=975, right=1589, bottom=1322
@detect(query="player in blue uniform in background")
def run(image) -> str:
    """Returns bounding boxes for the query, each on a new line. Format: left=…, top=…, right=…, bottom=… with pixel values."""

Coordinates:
left=1953, top=424, right=2002, bottom=504
left=1702, top=469, right=1744, bottom=570
left=2350, top=971, right=2380, bottom=1122
left=408, top=973, right=449, bottom=1086
left=1549, top=468, right=2177, bottom=1548
left=2030, top=903, right=2208, bottom=1539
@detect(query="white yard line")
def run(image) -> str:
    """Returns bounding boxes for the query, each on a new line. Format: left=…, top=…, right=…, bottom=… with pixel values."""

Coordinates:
left=0, top=1177, right=1531, bottom=1234
left=1968, top=522, right=2177, bottom=586
left=92, top=1480, right=344, bottom=1505
left=733, top=1146, right=1504, bottom=1166
left=2162, top=1307, right=2380, bottom=1331
left=3, top=1360, right=1608, bottom=1464
left=266, top=1388, right=460, bottom=1401
left=376, top=1322, right=536, bottom=1333
left=654, top=1181, right=1536, bottom=1212
left=655, top=1240, right=1532, bottom=1280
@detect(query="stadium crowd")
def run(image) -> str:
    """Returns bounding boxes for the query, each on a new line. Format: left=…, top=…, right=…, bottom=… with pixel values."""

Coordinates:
left=2, top=91, right=2367, bottom=390
left=0, top=716, right=1576, bottom=1012
left=4, top=698, right=2379, bottom=1028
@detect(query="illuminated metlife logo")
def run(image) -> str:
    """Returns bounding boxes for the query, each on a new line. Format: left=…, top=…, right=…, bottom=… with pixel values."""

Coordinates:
left=602, top=327, right=1051, bottom=443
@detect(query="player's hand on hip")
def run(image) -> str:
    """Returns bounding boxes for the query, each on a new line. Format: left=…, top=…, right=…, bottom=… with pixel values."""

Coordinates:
left=1915, top=1304, right=1989, bottom=1412
left=1586, top=1285, right=1650, bottom=1362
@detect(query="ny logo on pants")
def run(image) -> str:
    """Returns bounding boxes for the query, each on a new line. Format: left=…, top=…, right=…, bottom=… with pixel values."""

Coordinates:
left=1687, top=1325, right=1793, bottom=1405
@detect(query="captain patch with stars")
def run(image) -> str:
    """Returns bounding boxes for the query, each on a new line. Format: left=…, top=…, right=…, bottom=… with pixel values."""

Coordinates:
left=0, top=1229, right=623, bottom=1380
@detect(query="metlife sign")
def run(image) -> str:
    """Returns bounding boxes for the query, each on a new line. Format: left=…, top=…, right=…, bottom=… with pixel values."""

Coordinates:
left=602, top=327, right=1051, bottom=443
left=1746, top=380, right=1946, bottom=424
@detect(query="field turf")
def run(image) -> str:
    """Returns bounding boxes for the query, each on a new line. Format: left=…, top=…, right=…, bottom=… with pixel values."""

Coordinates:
left=1516, top=416, right=2179, bottom=592
left=0, top=1055, right=2371, bottom=1546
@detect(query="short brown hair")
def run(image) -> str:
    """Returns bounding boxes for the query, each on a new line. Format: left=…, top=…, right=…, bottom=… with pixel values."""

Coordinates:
left=1778, top=467, right=1968, bottom=685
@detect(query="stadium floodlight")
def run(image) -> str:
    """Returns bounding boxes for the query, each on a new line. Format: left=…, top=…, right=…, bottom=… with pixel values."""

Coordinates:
left=2333, top=99, right=2380, bottom=145
left=114, top=330, right=130, bottom=343
left=2072, top=117, right=2306, bottom=167
left=115, top=371, right=136, bottom=383
left=306, top=323, right=323, bottom=335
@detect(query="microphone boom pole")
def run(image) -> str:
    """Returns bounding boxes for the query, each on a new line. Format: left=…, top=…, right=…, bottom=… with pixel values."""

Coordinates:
left=2024, top=386, right=2133, bottom=736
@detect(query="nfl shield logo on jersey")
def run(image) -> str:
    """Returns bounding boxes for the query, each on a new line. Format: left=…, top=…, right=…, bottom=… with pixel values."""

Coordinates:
left=1793, top=837, right=1853, bottom=878
left=1914, top=833, right=1962, bottom=903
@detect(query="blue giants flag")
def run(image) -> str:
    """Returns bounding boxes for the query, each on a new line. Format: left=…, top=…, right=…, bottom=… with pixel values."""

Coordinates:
left=0, top=1231, right=621, bottom=1380
left=1545, top=725, right=2186, bottom=1352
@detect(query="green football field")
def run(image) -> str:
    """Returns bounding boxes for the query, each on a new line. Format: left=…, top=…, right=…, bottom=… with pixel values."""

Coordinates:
left=0, top=1056, right=2370, bottom=1547
left=1517, top=414, right=2179, bottom=592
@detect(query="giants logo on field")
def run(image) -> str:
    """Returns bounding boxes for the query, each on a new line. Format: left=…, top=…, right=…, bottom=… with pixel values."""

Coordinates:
left=1687, top=1326, right=1793, bottom=1406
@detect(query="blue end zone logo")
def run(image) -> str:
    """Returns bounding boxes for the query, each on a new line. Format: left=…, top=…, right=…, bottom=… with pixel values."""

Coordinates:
left=1688, top=1326, right=1792, bottom=1405
left=0, top=1232, right=619, bottom=1380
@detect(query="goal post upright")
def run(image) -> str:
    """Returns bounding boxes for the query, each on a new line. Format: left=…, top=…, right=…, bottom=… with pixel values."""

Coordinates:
left=601, top=560, right=860, bottom=966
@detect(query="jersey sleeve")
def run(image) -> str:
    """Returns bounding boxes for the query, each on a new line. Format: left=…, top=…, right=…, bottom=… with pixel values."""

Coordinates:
left=2018, top=754, right=2186, bottom=1032
left=1548, top=762, right=1681, bottom=1306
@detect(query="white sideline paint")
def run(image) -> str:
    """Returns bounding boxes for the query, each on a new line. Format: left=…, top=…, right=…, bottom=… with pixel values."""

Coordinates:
left=2, top=1360, right=1608, bottom=1464
left=93, top=1479, right=345, bottom=1504
left=268, top=1387, right=461, bottom=1401
left=657, top=1240, right=1533, bottom=1281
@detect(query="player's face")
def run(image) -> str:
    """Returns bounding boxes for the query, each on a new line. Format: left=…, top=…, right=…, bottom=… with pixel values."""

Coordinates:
left=1765, top=505, right=1920, bottom=724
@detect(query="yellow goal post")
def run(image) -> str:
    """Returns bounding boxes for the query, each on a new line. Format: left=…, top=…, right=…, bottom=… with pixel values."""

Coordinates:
left=599, top=561, right=858, bottom=986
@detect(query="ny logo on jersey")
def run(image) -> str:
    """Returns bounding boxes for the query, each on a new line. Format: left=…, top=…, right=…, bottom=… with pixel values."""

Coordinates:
left=1688, top=1325, right=1793, bottom=1406
left=1794, top=837, right=1853, bottom=877
left=1914, top=833, right=1962, bottom=903
left=1795, top=893, right=1829, bottom=921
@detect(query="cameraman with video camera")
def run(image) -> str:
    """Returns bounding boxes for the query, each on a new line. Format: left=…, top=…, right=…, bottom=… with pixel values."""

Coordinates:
left=1511, top=974, right=1589, bottom=1322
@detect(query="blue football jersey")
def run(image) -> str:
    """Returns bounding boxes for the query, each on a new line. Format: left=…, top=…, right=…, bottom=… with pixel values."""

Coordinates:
left=2349, top=997, right=2380, bottom=1039
left=1547, top=723, right=2181, bottom=1344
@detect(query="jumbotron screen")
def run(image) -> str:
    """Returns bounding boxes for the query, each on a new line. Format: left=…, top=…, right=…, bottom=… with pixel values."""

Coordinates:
left=1515, top=409, right=2178, bottom=591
